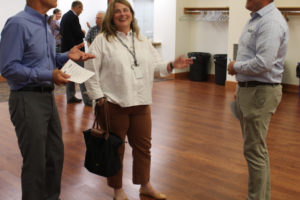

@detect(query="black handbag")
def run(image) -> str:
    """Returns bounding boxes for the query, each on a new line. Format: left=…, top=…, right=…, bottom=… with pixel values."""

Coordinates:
left=83, top=101, right=122, bottom=177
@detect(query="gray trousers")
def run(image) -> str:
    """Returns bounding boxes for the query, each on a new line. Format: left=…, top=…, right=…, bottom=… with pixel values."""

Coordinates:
left=9, top=91, right=64, bottom=200
left=236, top=85, right=282, bottom=200
left=66, top=60, right=91, bottom=104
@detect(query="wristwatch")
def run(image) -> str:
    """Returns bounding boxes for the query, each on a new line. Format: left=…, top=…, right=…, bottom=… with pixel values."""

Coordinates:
left=169, top=62, right=174, bottom=70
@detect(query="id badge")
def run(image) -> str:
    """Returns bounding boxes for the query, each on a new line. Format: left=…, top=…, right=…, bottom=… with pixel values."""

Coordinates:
left=132, top=64, right=143, bottom=79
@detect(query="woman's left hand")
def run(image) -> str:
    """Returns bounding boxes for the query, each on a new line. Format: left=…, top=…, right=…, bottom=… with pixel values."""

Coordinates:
left=173, top=56, right=193, bottom=69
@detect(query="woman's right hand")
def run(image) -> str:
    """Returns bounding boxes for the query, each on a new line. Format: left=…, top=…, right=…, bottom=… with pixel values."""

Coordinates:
left=96, top=97, right=106, bottom=107
left=173, top=56, right=193, bottom=69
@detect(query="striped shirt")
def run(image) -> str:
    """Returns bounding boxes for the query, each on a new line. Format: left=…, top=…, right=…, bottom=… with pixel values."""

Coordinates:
left=234, top=2, right=289, bottom=83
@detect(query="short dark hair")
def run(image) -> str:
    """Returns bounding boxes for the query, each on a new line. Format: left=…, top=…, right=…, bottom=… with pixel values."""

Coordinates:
left=72, top=1, right=83, bottom=8
left=53, top=8, right=61, bottom=14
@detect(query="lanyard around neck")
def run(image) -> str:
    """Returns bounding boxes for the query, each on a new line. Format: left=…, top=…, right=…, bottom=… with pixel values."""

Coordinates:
left=116, top=33, right=137, bottom=66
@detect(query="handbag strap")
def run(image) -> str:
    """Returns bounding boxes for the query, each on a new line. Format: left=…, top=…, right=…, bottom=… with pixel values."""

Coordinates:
left=93, top=99, right=110, bottom=140
left=103, top=100, right=110, bottom=139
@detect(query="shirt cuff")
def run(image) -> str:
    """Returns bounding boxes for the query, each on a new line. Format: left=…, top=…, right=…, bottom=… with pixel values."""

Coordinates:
left=233, top=61, right=243, bottom=73
left=38, top=69, right=53, bottom=82
left=87, top=90, right=104, bottom=101
left=158, top=62, right=171, bottom=77
left=60, top=52, right=69, bottom=63
left=56, top=52, right=69, bottom=69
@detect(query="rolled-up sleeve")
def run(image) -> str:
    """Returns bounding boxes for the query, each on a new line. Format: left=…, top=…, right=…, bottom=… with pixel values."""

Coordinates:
left=84, top=39, right=104, bottom=100
left=147, top=40, right=170, bottom=77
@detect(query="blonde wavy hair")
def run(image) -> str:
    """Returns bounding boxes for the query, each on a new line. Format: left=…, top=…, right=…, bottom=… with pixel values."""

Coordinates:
left=101, top=0, right=140, bottom=41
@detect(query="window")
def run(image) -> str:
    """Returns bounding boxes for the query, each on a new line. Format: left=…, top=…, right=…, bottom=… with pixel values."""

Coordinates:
left=133, top=0, right=154, bottom=39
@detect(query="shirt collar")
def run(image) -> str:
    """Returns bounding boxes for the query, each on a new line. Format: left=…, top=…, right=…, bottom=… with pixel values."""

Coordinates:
left=71, top=10, right=78, bottom=16
left=25, top=5, right=47, bottom=23
left=116, top=30, right=133, bottom=38
left=251, top=2, right=275, bottom=18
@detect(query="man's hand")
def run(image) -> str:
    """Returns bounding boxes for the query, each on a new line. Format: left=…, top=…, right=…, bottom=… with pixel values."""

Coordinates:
left=68, top=43, right=96, bottom=62
left=227, top=61, right=237, bottom=75
left=52, top=69, right=70, bottom=85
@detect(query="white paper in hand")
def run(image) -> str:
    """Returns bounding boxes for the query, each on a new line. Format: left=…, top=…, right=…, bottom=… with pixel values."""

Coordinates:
left=61, top=60, right=95, bottom=84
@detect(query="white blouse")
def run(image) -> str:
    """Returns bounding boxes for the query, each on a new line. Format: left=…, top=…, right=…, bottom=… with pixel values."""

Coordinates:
left=84, top=31, right=170, bottom=107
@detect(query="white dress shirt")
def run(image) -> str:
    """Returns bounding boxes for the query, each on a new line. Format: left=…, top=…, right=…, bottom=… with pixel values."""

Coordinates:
left=84, top=31, right=170, bottom=107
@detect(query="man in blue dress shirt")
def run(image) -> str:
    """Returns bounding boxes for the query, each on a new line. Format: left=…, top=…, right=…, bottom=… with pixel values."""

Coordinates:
left=228, top=0, right=289, bottom=199
left=0, top=0, right=94, bottom=199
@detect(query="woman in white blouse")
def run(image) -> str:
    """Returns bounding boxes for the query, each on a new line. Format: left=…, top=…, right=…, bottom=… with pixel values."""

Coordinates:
left=84, top=0, right=192, bottom=199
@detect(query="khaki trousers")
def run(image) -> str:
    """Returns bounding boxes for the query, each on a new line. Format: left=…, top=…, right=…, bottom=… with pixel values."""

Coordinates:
left=98, top=102, right=152, bottom=188
left=236, top=85, right=282, bottom=200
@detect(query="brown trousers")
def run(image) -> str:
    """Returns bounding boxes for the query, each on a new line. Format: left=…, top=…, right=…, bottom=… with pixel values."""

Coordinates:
left=98, top=102, right=152, bottom=188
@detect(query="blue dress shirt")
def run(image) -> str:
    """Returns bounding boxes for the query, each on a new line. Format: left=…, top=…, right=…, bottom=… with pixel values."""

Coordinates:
left=234, top=3, right=289, bottom=83
left=0, top=6, right=69, bottom=90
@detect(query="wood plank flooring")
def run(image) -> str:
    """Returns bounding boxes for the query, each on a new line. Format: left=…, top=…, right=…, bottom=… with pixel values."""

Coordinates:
left=0, top=80, right=299, bottom=200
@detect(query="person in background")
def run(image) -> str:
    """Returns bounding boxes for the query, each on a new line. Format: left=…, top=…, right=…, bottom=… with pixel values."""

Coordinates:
left=49, top=8, right=62, bottom=52
left=84, top=0, right=193, bottom=199
left=86, top=21, right=91, bottom=29
left=227, top=0, right=289, bottom=199
left=86, top=11, right=105, bottom=47
left=0, top=0, right=95, bottom=199
left=60, top=0, right=92, bottom=106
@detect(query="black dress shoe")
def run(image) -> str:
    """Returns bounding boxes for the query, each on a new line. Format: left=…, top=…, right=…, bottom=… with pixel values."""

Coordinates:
left=67, top=97, right=82, bottom=104
left=84, top=101, right=92, bottom=107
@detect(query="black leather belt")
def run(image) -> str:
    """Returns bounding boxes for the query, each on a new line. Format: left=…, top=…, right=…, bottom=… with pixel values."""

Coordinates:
left=238, top=81, right=280, bottom=87
left=13, top=85, right=54, bottom=93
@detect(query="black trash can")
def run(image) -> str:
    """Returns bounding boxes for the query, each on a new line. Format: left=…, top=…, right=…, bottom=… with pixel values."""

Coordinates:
left=188, top=52, right=211, bottom=82
left=297, top=62, right=300, bottom=97
left=296, top=62, right=300, bottom=78
left=214, top=54, right=227, bottom=85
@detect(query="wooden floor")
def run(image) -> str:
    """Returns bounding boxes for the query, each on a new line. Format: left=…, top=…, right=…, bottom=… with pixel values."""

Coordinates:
left=0, top=80, right=300, bottom=200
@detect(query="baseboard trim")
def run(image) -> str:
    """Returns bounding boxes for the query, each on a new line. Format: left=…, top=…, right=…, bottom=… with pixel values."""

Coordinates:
left=282, top=83, right=299, bottom=94
left=174, top=72, right=188, bottom=80
left=174, top=72, right=216, bottom=82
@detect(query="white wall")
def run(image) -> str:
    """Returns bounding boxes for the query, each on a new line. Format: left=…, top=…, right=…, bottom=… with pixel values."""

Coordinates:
left=282, top=15, right=300, bottom=85
left=153, top=0, right=176, bottom=62
left=175, top=0, right=190, bottom=73
left=226, top=0, right=249, bottom=82
left=134, top=0, right=154, bottom=39
left=0, top=0, right=25, bottom=32
left=175, top=0, right=229, bottom=74
left=276, top=0, right=300, bottom=85
left=275, top=0, right=300, bottom=7
left=183, top=0, right=228, bottom=7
